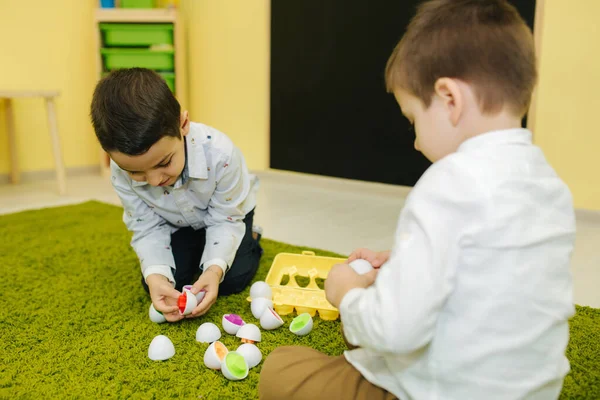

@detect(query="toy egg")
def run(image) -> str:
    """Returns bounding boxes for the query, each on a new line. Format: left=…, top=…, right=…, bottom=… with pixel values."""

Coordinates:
left=290, top=313, right=313, bottom=336
left=222, top=314, right=245, bottom=335
left=221, top=352, right=249, bottom=381
left=196, top=322, right=222, bottom=343
left=251, top=297, right=274, bottom=319
left=250, top=281, right=272, bottom=300
left=260, top=308, right=284, bottom=330
left=349, top=259, right=374, bottom=275
left=149, top=303, right=166, bottom=324
left=236, top=323, right=262, bottom=344
left=203, top=341, right=229, bottom=370
left=236, top=343, right=262, bottom=369
left=183, top=285, right=206, bottom=303
left=178, top=288, right=198, bottom=315
left=148, top=335, right=175, bottom=361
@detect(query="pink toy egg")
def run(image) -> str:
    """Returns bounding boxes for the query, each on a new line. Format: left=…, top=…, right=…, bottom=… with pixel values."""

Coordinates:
left=222, top=314, right=245, bottom=335
left=260, top=308, right=284, bottom=330
left=251, top=297, right=273, bottom=319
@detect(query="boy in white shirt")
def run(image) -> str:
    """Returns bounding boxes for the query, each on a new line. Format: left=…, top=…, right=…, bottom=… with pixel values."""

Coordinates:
left=259, top=0, right=575, bottom=399
left=91, top=68, right=262, bottom=322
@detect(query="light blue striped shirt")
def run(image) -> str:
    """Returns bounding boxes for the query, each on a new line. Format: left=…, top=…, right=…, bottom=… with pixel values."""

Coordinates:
left=110, top=122, right=258, bottom=284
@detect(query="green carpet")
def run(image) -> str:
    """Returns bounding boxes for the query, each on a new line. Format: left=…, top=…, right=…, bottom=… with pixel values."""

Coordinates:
left=0, top=202, right=598, bottom=399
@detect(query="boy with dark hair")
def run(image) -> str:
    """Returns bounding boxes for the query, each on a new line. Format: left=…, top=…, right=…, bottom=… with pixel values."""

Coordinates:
left=259, top=1, right=575, bottom=399
left=91, top=68, right=262, bottom=322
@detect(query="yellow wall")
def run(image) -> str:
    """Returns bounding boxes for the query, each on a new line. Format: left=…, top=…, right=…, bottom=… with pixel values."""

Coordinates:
left=182, top=0, right=270, bottom=170
left=533, top=0, right=600, bottom=210
left=1, top=1, right=599, bottom=210
left=0, top=0, right=98, bottom=174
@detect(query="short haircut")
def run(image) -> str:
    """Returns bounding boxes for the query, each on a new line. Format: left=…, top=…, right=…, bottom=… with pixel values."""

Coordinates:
left=90, top=68, right=181, bottom=155
left=385, top=0, right=537, bottom=116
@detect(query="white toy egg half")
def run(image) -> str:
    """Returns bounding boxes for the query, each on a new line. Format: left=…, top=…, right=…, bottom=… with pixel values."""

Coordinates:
left=183, top=285, right=206, bottom=303
left=221, top=352, right=249, bottom=381
left=236, top=323, right=262, bottom=343
left=250, top=281, right=272, bottom=300
left=290, top=313, right=313, bottom=336
left=222, top=314, right=245, bottom=335
left=148, top=335, right=175, bottom=361
left=203, top=341, right=228, bottom=370
left=260, top=307, right=284, bottom=330
left=178, top=288, right=197, bottom=315
left=196, top=322, right=222, bottom=343
left=236, top=343, right=262, bottom=369
left=349, top=259, right=374, bottom=275
left=148, top=303, right=166, bottom=324
left=251, top=297, right=274, bottom=319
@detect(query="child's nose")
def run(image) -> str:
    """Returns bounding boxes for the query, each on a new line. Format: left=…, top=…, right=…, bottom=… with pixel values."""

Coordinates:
left=414, top=139, right=420, bottom=151
left=147, top=171, right=163, bottom=186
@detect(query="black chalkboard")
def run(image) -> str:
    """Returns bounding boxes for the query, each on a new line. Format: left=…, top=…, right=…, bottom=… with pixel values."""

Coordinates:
left=270, top=0, right=536, bottom=186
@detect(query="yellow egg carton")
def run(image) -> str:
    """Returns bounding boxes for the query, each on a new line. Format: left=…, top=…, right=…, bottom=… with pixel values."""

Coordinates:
left=249, top=251, right=346, bottom=320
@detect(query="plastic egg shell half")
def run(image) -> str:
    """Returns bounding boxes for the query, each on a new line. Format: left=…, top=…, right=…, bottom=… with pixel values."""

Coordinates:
left=149, top=303, right=166, bottom=324
left=221, top=352, right=249, bottom=381
left=251, top=297, right=274, bottom=319
left=260, top=307, right=284, bottom=330
left=222, top=314, right=245, bottom=335
left=183, top=285, right=206, bottom=303
left=178, top=288, right=197, bottom=315
left=196, top=322, right=222, bottom=343
left=290, top=313, right=313, bottom=336
left=204, top=341, right=229, bottom=370
left=349, top=259, right=374, bottom=275
left=250, top=281, right=272, bottom=300
left=236, top=323, right=262, bottom=343
left=236, top=343, right=262, bottom=369
left=148, top=335, right=175, bottom=361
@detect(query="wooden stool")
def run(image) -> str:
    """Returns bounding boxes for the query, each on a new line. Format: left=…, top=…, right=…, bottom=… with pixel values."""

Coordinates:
left=0, top=90, right=66, bottom=195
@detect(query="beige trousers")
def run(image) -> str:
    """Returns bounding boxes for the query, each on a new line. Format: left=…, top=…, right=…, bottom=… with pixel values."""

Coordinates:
left=258, top=325, right=397, bottom=400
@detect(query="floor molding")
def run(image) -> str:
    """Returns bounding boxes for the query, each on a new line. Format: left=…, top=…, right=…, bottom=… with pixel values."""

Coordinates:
left=0, top=166, right=101, bottom=185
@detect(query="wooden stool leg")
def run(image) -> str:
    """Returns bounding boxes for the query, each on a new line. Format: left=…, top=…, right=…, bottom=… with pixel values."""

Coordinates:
left=5, top=98, right=19, bottom=184
left=45, top=97, right=67, bottom=195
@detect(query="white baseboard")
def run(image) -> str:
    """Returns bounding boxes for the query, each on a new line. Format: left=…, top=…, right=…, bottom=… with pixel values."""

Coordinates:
left=0, top=166, right=101, bottom=185
left=258, top=169, right=600, bottom=218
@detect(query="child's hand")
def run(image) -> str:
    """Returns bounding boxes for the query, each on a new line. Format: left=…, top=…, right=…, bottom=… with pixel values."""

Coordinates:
left=347, top=248, right=391, bottom=268
left=325, top=263, right=378, bottom=309
left=146, top=274, right=183, bottom=323
left=188, top=265, right=223, bottom=318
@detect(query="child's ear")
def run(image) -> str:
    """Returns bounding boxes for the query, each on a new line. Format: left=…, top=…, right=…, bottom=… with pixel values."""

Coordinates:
left=180, top=110, right=190, bottom=136
left=434, top=78, right=463, bottom=126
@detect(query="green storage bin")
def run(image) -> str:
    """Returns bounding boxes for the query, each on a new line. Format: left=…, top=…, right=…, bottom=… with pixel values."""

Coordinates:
left=159, top=72, right=175, bottom=92
left=121, top=0, right=154, bottom=8
left=101, top=71, right=175, bottom=92
left=101, top=48, right=174, bottom=70
left=100, top=23, right=173, bottom=47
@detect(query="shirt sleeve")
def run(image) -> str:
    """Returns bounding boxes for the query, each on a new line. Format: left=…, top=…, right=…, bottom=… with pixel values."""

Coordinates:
left=111, top=162, right=177, bottom=285
left=339, top=158, right=485, bottom=354
left=201, top=145, right=253, bottom=281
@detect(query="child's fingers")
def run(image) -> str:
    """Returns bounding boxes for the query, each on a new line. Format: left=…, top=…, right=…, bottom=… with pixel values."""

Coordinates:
left=155, top=300, right=179, bottom=314
left=164, top=311, right=184, bottom=322
left=191, top=292, right=217, bottom=317
left=164, top=287, right=182, bottom=300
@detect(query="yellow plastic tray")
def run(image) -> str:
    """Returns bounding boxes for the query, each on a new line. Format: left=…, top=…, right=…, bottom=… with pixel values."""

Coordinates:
left=249, top=251, right=346, bottom=320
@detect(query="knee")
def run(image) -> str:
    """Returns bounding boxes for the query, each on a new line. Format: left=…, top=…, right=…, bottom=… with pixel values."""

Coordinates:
left=258, top=347, right=295, bottom=399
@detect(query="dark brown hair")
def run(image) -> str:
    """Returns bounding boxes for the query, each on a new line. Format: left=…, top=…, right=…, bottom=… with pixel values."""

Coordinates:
left=90, top=68, right=181, bottom=155
left=385, top=0, right=537, bottom=116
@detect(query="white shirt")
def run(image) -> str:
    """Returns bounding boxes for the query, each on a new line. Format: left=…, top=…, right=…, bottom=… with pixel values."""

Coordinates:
left=111, top=122, right=258, bottom=284
left=340, top=129, right=575, bottom=400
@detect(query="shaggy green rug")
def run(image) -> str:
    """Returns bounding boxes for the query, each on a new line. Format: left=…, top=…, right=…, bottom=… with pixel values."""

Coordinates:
left=0, top=202, right=598, bottom=399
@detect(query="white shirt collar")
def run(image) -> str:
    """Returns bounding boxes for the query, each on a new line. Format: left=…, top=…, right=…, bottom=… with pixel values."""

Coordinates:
left=458, top=128, right=532, bottom=153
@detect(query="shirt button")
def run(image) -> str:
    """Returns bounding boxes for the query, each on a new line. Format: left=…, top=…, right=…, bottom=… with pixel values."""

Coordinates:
left=177, top=220, right=183, bottom=224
